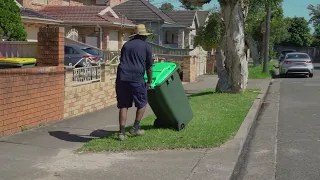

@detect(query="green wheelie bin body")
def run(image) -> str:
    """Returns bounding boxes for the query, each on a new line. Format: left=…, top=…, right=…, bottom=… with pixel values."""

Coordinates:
left=144, top=62, right=193, bottom=131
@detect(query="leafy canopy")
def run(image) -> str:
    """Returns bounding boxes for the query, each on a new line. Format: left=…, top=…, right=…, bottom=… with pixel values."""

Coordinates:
left=280, top=17, right=312, bottom=47
left=0, top=0, right=27, bottom=41
left=195, top=7, right=224, bottom=50
left=159, top=3, right=174, bottom=11
left=308, top=4, right=320, bottom=28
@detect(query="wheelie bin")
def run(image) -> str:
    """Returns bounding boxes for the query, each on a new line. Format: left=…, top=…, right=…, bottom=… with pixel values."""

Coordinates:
left=144, top=62, right=193, bottom=131
left=0, top=58, right=36, bottom=68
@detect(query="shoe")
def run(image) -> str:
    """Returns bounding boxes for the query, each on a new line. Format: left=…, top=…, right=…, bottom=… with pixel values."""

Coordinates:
left=130, top=128, right=145, bottom=136
left=118, top=133, right=126, bottom=141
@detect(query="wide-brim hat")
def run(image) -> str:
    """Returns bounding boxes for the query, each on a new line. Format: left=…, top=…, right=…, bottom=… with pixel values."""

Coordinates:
left=129, top=24, right=152, bottom=38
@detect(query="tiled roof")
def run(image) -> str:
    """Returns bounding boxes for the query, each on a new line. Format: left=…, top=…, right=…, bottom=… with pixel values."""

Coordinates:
left=20, top=8, right=57, bottom=20
left=162, top=10, right=197, bottom=27
left=197, top=11, right=209, bottom=27
left=113, top=0, right=175, bottom=24
left=39, top=6, right=134, bottom=25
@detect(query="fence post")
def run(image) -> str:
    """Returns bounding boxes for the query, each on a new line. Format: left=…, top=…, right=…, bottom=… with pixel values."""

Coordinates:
left=37, top=27, right=65, bottom=66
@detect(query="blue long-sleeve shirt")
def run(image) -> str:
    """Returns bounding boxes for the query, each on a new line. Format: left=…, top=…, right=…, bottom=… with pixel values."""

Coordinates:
left=116, top=37, right=153, bottom=83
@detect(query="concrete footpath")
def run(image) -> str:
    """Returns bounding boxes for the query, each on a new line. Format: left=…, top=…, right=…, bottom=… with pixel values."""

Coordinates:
left=0, top=75, right=269, bottom=180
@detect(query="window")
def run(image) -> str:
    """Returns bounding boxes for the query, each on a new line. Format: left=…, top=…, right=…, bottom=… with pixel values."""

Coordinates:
left=286, top=54, right=310, bottom=59
left=32, top=0, right=47, bottom=4
left=82, top=48, right=100, bottom=56
left=64, top=46, right=79, bottom=54
left=96, top=0, right=106, bottom=5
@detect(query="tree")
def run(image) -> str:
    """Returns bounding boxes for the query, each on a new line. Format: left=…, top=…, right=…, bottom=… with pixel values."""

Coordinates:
left=312, top=25, right=320, bottom=46
left=181, top=0, right=248, bottom=93
left=159, top=3, right=174, bottom=11
left=280, top=17, right=313, bottom=47
left=195, top=8, right=224, bottom=51
left=179, top=0, right=206, bottom=10
left=0, top=0, right=27, bottom=41
left=308, top=4, right=320, bottom=28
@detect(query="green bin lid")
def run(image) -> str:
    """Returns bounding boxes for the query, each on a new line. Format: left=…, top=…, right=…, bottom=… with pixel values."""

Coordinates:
left=144, top=62, right=177, bottom=88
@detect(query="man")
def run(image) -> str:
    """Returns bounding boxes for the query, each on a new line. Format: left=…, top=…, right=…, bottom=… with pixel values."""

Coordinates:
left=116, top=24, right=153, bottom=141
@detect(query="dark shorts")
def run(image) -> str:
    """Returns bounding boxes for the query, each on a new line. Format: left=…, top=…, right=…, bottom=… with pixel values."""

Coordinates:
left=116, top=80, right=148, bottom=109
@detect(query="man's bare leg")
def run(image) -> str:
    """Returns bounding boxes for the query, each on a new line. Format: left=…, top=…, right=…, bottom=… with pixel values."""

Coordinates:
left=130, top=105, right=147, bottom=135
left=119, top=108, right=128, bottom=140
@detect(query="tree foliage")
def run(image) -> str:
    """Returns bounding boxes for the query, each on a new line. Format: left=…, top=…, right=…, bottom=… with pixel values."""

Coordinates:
left=159, top=3, right=174, bottom=11
left=308, top=4, right=320, bottom=28
left=0, top=0, right=27, bottom=41
left=280, top=17, right=312, bottom=47
left=179, top=0, right=209, bottom=10
left=195, top=8, right=224, bottom=50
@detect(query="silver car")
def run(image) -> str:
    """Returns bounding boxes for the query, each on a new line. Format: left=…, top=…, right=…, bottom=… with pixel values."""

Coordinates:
left=279, top=52, right=314, bottom=78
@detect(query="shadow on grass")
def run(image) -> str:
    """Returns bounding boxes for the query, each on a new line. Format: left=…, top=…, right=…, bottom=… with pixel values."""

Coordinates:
left=48, top=129, right=118, bottom=143
left=187, top=91, right=214, bottom=98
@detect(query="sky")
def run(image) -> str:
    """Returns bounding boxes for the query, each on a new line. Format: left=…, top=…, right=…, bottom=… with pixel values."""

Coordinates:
left=151, top=0, right=318, bottom=31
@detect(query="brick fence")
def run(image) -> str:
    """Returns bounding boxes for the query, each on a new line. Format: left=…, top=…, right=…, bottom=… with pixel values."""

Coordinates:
left=64, top=64, right=117, bottom=118
left=0, top=27, right=65, bottom=136
left=155, top=55, right=198, bottom=83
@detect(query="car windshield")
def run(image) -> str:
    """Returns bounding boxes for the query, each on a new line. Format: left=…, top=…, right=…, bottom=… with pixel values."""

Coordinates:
left=286, top=54, right=310, bottom=59
left=82, top=48, right=100, bottom=56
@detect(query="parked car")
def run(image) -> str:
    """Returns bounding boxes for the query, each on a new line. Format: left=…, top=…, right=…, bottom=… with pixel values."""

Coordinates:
left=279, top=52, right=314, bottom=78
left=64, top=44, right=104, bottom=67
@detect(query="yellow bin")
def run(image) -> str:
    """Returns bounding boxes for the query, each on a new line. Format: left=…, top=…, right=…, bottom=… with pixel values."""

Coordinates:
left=0, top=58, right=36, bottom=68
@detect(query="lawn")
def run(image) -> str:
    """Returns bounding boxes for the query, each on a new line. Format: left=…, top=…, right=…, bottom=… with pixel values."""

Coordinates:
left=79, top=89, right=259, bottom=152
left=248, top=61, right=276, bottom=79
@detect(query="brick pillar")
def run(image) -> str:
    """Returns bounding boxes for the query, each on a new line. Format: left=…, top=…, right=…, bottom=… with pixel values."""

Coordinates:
left=37, top=27, right=64, bottom=66
left=118, top=31, right=123, bottom=50
left=183, top=56, right=197, bottom=82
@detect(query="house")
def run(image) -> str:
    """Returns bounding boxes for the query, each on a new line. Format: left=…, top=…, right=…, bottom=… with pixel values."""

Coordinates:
left=112, top=0, right=209, bottom=49
left=39, top=6, right=135, bottom=51
left=17, top=0, right=135, bottom=51
left=20, top=8, right=62, bottom=42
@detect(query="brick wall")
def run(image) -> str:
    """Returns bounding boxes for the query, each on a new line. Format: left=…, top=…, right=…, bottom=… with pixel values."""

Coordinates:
left=22, top=0, right=93, bottom=10
left=161, top=55, right=198, bottom=82
left=0, top=67, right=64, bottom=136
left=206, top=53, right=216, bottom=74
left=0, top=27, right=65, bottom=136
left=64, top=65, right=117, bottom=118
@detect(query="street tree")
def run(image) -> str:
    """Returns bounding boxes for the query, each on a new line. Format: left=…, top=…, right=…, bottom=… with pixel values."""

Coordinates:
left=308, top=4, right=320, bottom=28
left=0, top=0, right=27, bottom=41
left=280, top=17, right=313, bottom=47
left=159, top=3, right=174, bottom=11
left=194, top=7, right=224, bottom=51
left=181, top=0, right=248, bottom=93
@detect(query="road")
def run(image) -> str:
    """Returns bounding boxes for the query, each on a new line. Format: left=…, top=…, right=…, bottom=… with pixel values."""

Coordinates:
left=237, top=67, right=320, bottom=180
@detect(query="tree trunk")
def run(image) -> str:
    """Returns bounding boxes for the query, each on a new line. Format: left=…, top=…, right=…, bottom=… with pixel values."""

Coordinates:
left=215, top=36, right=231, bottom=92
left=245, top=35, right=260, bottom=66
left=220, top=1, right=248, bottom=93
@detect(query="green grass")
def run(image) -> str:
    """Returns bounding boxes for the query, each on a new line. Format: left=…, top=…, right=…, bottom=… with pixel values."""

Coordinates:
left=248, top=62, right=276, bottom=79
left=79, top=89, right=260, bottom=152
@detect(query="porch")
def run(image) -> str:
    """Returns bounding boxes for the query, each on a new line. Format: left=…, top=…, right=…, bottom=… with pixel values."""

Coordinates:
left=161, top=24, right=195, bottom=50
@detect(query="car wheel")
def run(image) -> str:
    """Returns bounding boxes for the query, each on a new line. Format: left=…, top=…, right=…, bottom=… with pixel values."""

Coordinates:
left=309, top=73, right=314, bottom=78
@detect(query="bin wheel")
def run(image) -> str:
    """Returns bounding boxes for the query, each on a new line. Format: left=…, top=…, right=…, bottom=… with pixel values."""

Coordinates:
left=154, top=119, right=161, bottom=128
left=178, top=123, right=185, bottom=131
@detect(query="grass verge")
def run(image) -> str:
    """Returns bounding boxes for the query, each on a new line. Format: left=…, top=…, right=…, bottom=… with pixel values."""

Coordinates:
left=79, top=89, right=260, bottom=152
left=248, top=61, right=277, bottom=79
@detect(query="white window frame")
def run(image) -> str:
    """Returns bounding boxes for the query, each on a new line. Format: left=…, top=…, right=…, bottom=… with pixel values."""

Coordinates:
left=32, top=0, right=47, bottom=4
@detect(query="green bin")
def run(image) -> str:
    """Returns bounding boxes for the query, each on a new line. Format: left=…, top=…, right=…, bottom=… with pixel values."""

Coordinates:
left=144, top=62, right=193, bottom=131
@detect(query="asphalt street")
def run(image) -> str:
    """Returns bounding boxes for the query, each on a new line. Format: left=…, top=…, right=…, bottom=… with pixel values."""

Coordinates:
left=238, top=67, right=320, bottom=180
